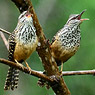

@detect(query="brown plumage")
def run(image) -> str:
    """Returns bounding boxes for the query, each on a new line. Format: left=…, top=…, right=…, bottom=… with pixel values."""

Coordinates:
left=4, top=11, right=38, bottom=90
left=50, top=10, right=88, bottom=70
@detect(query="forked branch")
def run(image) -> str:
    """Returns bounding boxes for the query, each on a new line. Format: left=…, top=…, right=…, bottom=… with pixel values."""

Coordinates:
left=0, top=58, right=95, bottom=77
left=1, top=29, right=95, bottom=77
left=10, top=0, right=70, bottom=95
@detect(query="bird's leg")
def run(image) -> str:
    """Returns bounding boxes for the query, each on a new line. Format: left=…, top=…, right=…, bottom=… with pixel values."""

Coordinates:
left=60, top=63, right=63, bottom=74
left=15, top=59, right=24, bottom=69
left=24, top=61, right=31, bottom=71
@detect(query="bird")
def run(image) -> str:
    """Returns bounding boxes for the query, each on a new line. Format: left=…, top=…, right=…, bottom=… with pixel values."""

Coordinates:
left=4, top=11, right=38, bottom=90
left=50, top=10, right=88, bottom=72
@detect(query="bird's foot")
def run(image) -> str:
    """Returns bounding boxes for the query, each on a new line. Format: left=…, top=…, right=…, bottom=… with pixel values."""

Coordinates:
left=15, top=59, right=24, bottom=70
left=24, top=61, right=32, bottom=73
left=59, top=63, right=63, bottom=76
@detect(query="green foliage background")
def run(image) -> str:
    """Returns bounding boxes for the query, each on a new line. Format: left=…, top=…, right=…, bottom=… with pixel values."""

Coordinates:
left=0, top=0, right=95, bottom=95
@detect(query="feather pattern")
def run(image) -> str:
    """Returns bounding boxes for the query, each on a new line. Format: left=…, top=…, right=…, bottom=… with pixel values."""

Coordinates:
left=4, top=11, right=38, bottom=90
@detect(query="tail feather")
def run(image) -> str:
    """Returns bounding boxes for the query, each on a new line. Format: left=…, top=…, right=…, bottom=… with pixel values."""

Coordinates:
left=4, top=67, right=19, bottom=90
left=11, top=68, right=19, bottom=90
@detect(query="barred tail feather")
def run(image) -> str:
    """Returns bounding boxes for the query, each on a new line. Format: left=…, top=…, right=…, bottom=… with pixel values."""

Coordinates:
left=4, top=67, right=19, bottom=90
left=4, top=67, right=13, bottom=90
left=11, top=68, right=19, bottom=90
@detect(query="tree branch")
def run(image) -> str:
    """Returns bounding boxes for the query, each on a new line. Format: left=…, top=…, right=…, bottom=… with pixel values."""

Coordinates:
left=0, top=0, right=71, bottom=95
left=0, top=58, right=53, bottom=83
left=0, top=31, right=9, bottom=50
left=1, top=57, right=95, bottom=77
left=10, top=0, right=70, bottom=95
left=0, top=28, right=11, bottom=50
left=1, top=1, right=94, bottom=94
left=62, top=70, right=95, bottom=76
left=0, top=28, right=11, bottom=35
left=0, top=29, right=95, bottom=94
left=1, top=28, right=95, bottom=77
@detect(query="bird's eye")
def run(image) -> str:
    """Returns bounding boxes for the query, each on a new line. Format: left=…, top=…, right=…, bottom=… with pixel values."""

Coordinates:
left=26, top=14, right=28, bottom=16
left=71, top=16, right=78, bottom=20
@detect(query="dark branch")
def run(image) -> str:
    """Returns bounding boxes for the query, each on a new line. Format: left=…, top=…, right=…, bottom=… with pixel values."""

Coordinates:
left=1, top=57, right=95, bottom=77
left=0, top=58, right=53, bottom=83
left=1, top=0, right=94, bottom=95
left=10, top=0, right=70, bottom=95
left=0, top=0, right=71, bottom=95
left=11, top=0, right=59, bottom=75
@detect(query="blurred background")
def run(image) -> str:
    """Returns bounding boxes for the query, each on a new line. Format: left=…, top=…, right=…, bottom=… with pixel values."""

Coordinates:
left=0, top=0, right=95, bottom=95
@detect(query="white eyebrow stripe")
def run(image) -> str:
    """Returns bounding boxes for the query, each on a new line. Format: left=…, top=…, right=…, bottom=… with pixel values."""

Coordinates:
left=18, top=11, right=27, bottom=20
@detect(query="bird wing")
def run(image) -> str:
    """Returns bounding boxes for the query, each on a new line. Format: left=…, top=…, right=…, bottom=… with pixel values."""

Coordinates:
left=8, top=31, right=16, bottom=61
left=51, top=28, right=63, bottom=44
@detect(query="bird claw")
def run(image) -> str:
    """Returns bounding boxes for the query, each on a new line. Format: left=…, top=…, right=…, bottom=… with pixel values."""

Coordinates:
left=24, top=61, right=32, bottom=74
left=59, top=63, right=63, bottom=76
left=15, top=59, right=24, bottom=70
left=27, top=67, right=32, bottom=74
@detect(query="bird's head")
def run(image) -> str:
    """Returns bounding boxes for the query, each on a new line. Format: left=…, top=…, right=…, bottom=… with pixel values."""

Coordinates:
left=66, top=10, right=89, bottom=26
left=18, top=11, right=33, bottom=23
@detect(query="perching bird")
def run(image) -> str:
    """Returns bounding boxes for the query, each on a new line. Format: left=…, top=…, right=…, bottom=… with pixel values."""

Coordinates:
left=4, top=11, right=38, bottom=90
left=50, top=10, right=88, bottom=72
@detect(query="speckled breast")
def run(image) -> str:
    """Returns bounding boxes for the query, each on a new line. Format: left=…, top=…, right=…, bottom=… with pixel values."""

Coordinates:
left=14, top=23, right=38, bottom=62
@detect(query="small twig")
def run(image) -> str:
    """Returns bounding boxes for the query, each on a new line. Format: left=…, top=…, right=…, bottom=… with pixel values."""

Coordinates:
left=0, top=58, right=53, bottom=83
left=62, top=70, right=95, bottom=76
left=0, top=32, right=9, bottom=50
left=0, top=28, right=11, bottom=35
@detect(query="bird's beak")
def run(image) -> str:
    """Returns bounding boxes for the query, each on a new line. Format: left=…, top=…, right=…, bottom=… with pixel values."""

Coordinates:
left=27, top=14, right=32, bottom=18
left=26, top=11, right=32, bottom=18
left=77, top=10, right=89, bottom=21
